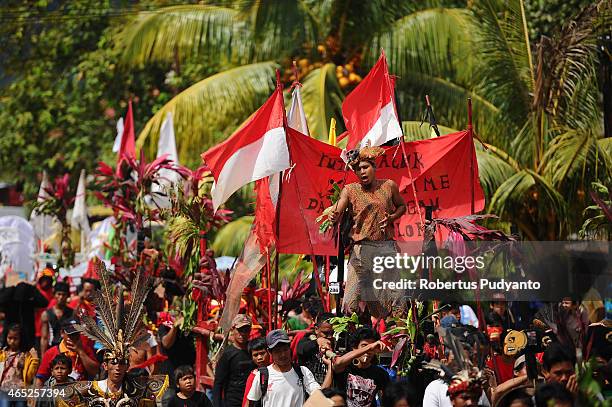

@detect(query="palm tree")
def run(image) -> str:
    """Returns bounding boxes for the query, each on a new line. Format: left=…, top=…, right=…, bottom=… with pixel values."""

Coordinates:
left=119, top=0, right=611, bottom=241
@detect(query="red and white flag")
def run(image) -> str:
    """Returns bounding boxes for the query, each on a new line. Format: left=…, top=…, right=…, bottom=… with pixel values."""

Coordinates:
left=342, top=52, right=402, bottom=150
left=117, top=101, right=136, bottom=175
left=201, top=87, right=290, bottom=212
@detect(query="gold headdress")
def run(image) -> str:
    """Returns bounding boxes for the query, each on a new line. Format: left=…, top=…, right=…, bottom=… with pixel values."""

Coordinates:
left=75, top=258, right=152, bottom=363
left=347, top=145, right=385, bottom=170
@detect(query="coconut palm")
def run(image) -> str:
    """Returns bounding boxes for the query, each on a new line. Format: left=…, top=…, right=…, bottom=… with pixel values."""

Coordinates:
left=119, top=0, right=611, bottom=241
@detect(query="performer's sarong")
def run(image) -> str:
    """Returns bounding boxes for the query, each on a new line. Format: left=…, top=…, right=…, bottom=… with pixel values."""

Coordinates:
left=342, top=240, right=406, bottom=318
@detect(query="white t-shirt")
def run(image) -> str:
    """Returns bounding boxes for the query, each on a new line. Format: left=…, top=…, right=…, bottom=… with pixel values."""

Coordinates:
left=246, top=365, right=321, bottom=406
left=422, top=379, right=490, bottom=407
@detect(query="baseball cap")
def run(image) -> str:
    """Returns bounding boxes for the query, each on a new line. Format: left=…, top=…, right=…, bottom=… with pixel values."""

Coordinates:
left=266, top=329, right=291, bottom=349
left=232, top=314, right=252, bottom=329
left=61, top=319, right=81, bottom=335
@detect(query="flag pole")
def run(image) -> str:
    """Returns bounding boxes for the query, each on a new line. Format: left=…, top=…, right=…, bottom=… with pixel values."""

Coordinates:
left=266, top=249, right=273, bottom=332
left=468, top=98, right=475, bottom=215
left=274, top=69, right=285, bottom=330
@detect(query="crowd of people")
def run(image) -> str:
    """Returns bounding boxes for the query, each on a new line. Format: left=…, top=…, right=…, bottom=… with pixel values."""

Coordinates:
left=0, top=146, right=608, bottom=407
left=0, top=264, right=609, bottom=407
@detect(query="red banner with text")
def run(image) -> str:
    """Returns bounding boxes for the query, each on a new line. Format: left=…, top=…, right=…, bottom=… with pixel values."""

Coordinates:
left=278, top=129, right=485, bottom=255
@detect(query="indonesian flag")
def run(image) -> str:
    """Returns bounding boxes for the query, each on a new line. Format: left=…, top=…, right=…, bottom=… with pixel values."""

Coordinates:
left=117, top=101, right=136, bottom=176
left=342, top=51, right=402, bottom=150
left=201, top=87, right=290, bottom=212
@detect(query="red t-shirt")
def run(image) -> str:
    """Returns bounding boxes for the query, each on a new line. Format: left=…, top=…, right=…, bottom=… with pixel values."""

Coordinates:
left=242, top=370, right=257, bottom=407
left=34, top=286, right=54, bottom=337
left=36, top=341, right=97, bottom=382
left=487, top=354, right=514, bottom=384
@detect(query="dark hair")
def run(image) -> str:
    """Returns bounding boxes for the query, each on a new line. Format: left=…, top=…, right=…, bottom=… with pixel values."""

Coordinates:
left=485, top=311, right=504, bottom=327
left=6, top=323, right=22, bottom=335
left=316, top=313, right=335, bottom=326
left=321, top=388, right=346, bottom=402
left=53, top=282, right=70, bottom=293
left=350, top=327, right=380, bottom=349
left=248, top=338, right=267, bottom=354
left=174, top=365, right=195, bottom=384
left=382, top=381, right=418, bottom=407
left=497, top=387, right=534, bottom=407
left=51, top=354, right=73, bottom=371
left=535, top=382, right=574, bottom=406
left=81, top=278, right=101, bottom=291
left=304, top=298, right=323, bottom=320
left=543, top=342, right=576, bottom=371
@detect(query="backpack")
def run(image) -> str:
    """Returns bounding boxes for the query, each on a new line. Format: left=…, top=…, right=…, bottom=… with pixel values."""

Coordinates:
left=257, top=365, right=307, bottom=407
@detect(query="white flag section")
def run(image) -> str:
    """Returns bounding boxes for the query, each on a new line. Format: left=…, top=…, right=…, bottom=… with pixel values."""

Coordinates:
left=112, top=117, right=124, bottom=153
left=0, top=216, right=36, bottom=281
left=30, top=171, right=58, bottom=244
left=202, top=87, right=290, bottom=212
left=267, top=86, right=311, bottom=207
left=156, top=112, right=181, bottom=186
left=288, top=86, right=310, bottom=137
left=71, top=169, right=90, bottom=237
left=358, top=100, right=402, bottom=148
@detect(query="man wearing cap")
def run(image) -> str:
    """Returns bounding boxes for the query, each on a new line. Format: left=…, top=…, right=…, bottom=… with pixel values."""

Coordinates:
left=213, top=314, right=256, bottom=407
left=35, top=319, right=99, bottom=386
left=246, top=329, right=324, bottom=407
left=40, top=281, right=74, bottom=356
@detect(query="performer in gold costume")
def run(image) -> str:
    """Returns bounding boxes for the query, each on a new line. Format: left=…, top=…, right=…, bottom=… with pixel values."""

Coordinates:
left=55, top=259, right=168, bottom=406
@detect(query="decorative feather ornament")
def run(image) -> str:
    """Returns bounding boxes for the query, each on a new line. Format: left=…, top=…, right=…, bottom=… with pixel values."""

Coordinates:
left=75, top=257, right=153, bottom=360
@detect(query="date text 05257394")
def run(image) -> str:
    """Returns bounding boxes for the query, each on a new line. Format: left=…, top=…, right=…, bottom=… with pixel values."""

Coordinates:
left=7, top=388, right=66, bottom=399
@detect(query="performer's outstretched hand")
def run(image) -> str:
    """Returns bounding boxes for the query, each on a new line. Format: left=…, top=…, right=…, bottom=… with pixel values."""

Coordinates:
left=379, top=213, right=389, bottom=232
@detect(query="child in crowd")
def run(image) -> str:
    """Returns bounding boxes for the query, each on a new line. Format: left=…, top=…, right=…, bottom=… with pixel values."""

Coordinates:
left=167, top=365, right=212, bottom=407
left=0, top=324, right=38, bottom=391
left=36, top=354, right=75, bottom=407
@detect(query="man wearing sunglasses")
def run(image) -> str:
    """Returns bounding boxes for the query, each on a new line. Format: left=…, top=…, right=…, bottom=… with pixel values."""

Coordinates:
left=213, top=314, right=256, bottom=407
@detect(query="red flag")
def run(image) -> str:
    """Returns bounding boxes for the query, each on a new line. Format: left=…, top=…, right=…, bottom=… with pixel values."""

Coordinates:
left=277, top=129, right=485, bottom=255
left=342, top=52, right=402, bottom=150
left=117, top=101, right=136, bottom=165
left=254, top=177, right=277, bottom=252
left=201, top=88, right=290, bottom=211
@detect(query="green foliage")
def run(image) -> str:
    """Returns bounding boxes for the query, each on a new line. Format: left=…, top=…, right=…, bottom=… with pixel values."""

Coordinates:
left=328, top=312, right=361, bottom=341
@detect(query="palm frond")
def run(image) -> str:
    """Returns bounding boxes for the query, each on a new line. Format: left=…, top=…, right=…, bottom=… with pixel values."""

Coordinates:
left=540, top=129, right=611, bottom=190
left=118, top=5, right=244, bottom=67
left=237, top=0, right=318, bottom=62
left=471, top=0, right=533, bottom=124
left=211, top=216, right=254, bottom=257
left=489, top=169, right=568, bottom=238
left=476, top=147, right=518, bottom=199
left=136, top=62, right=279, bottom=167
left=299, top=63, right=345, bottom=140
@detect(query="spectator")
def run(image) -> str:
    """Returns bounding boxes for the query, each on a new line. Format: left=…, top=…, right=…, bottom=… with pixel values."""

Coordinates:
left=246, top=329, right=323, bottom=406
left=332, top=327, right=390, bottom=407
left=69, top=278, right=99, bottom=320
left=241, top=338, right=271, bottom=407
left=35, top=319, right=99, bottom=386
left=167, top=365, right=212, bottom=407
left=495, top=387, right=534, bottom=407
left=34, top=268, right=55, bottom=352
left=159, top=314, right=196, bottom=388
left=322, top=388, right=347, bottom=407
left=0, top=324, right=39, bottom=390
left=35, top=354, right=75, bottom=407
left=422, top=348, right=491, bottom=407
left=249, top=338, right=270, bottom=369
left=297, top=313, right=335, bottom=385
left=535, top=382, right=574, bottom=407
left=213, top=315, right=255, bottom=407
left=40, top=282, right=74, bottom=355
left=0, top=282, right=49, bottom=352
left=542, top=343, right=578, bottom=395
left=382, top=381, right=418, bottom=407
